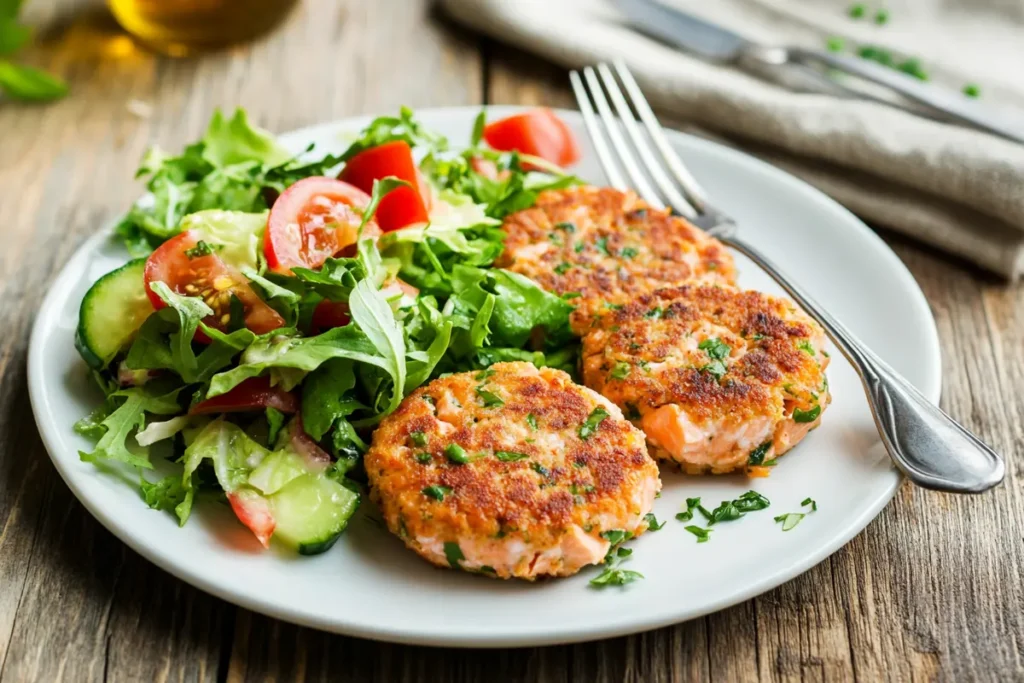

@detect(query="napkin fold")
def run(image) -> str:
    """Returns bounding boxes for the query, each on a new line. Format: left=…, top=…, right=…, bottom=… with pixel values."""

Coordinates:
left=440, top=0, right=1024, bottom=278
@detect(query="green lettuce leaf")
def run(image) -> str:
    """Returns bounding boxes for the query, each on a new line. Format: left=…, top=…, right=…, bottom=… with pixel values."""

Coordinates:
left=77, top=386, right=184, bottom=469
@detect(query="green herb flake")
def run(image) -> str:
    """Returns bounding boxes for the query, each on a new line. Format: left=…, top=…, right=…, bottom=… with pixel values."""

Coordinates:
left=610, top=361, right=631, bottom=380
left=701, top=359, right=727, bottom=381
left=792, top=404, right=822, bottom=423
left=578, top=406, right=610, bottom=440
left=775, top=512, right=805, bottom=531
left=595, top=236, right=610, bottom=255
left=574, top=242, right=585, bottom=253
left=963, top=83, right=980, bottom=98
left=555, top=221, right=576, bottom=233
left=644, top=307, right=663, bottom=319
left=644, top=512, right=665, bottom=531
left=747, top=441, right=772, bottom=466
left=444, top=541, right=465, bottom=568
left=526, top=413, right=538, bottom=430
left=475, top=386, right=505, bottom=408
left=874, top=7, right=889, bottom=24
left=415, top=452, right=432, bottom=464
left=531, top=462, right=550, bottom=477
left=445, top=443, right=471, bottom=464
left=675, top=497, right=702, bottom=522
left=698, top=337, right=731, bottom=360
left=422, top=485, right=452, bottom=501
left=590, top=567, right=644, bottom=587
left=802, top=497, right=818, bottom=511
left=826, top=36, right=845, bottom=52
left=554, top=262, right=572, bottom=275
left=685, top=525, right=712, bottom=543
left=495, top=451, right=528, bottom=462
left=475, top=368, right=496, bottom=381
left=184, top=240, right=214, bottom=259
left=600, top=529, right=632, bottom=546
left=848, top=3, right=865, bottom=18
left=621, top=246, right=639, bottom=259
left=797, top=339, right=816, bottom=356
left=410, top=431, right=428, bottom=447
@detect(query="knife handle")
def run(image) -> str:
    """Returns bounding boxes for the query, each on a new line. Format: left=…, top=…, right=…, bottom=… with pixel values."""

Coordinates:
left=781, top=47, right=1024, bottom=143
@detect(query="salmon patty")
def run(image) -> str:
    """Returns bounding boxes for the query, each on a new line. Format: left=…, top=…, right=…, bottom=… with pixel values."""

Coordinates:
left=365, top=361, right=661, bottom=580
left=496, top=186, right=736, bottom=333
left=581, top=285, right=830, bottom=474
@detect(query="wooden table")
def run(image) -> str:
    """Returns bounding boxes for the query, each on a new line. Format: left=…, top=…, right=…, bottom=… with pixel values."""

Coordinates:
left=1, top=1, right=1021, bottom=680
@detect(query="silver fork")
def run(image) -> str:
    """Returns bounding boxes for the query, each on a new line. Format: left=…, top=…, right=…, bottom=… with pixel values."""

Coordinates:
left=570, top=60, right=1005, bottom=493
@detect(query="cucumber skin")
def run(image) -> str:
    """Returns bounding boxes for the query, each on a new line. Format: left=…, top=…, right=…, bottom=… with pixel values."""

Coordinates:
left=298, top=533, right=344, bottom=556
left=271, top=475, right=359, bottom=556
left=75, top=258, right=151, bottom=369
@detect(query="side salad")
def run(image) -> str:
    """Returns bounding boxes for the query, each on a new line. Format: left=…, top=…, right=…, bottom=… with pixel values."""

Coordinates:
left=74, top=106, right=583, bottom=554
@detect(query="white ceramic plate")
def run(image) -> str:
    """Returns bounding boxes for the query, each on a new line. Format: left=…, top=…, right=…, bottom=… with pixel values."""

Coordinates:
left=28, top=107, right=941, bottom=648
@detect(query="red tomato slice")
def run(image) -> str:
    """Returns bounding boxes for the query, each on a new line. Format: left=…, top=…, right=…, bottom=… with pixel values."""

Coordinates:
left=264, top=177, right=380, bottom=274
left=226, top=489, right=275, bottom=548
left=310, top=300, right=351, bottom=335
left=338, top=140, right=430, bottom=232
left=144, top=231, right=284, bottom=337
left=189, top=377, right=299, bottom=415
left=483, top=109, right=580, bottom=167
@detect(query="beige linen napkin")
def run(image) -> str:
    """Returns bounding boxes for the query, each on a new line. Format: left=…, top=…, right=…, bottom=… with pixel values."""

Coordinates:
left=440, top=0, right=1024, bottom=278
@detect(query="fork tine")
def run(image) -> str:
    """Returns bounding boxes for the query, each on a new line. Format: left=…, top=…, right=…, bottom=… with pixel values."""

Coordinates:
left=612, top=59, right=710, bottom=213
left=580, top=66, right=664, bottom=209
left=569, top=70, right=628, bottom=191
left=595, top=63, right=698, bottom=220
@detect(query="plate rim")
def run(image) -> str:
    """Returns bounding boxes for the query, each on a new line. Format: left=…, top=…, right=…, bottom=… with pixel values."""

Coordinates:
left=27, top=106, right=941, bottom=647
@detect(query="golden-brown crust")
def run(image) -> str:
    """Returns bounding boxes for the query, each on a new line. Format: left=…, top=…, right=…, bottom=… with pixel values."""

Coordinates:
left=581, top=285, right=830, bottom=472
left=496, top=186, right=736, bottom=332
left=365, top=362, right=660, bottom=578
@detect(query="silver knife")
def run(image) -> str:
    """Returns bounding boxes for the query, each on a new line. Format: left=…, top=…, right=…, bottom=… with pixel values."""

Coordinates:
left=615, top=0, right=1024, bottom=144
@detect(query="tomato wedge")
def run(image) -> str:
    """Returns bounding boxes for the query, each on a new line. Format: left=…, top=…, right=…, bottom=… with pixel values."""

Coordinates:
left=227, top=489, right=275, bottom=548
left=310, top=300, right=351, bottom=335
left=483, top=109, right=580, bottom=167
left=190, top=377, right=299, bottom=415
left=264, top=177, right=380, bottom=274
left=144, top=231, right=284, bottom=337
left=338, top=140, right=431, bottom=232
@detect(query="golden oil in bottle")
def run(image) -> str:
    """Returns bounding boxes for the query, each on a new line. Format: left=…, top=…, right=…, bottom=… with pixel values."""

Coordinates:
left=108, top=0, right=299, bottom=56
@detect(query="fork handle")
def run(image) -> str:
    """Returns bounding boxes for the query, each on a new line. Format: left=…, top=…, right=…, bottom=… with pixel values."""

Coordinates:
left=719, top=233, right=1005, bottom=493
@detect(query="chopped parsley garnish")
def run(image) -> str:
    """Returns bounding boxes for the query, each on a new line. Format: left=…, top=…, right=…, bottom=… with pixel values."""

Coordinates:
left=548, top=232, right=563, bottom=246
left=494, top=451, right=528, bottom=462
left=415, top=452, right=432, bottom=464
left=590, top=566, right=643, bottom=587
left=555, top=221, right=576, bottom=232
left=675, top=496, right=702, bottom=522
left=873, top=7, right=889, bottom=24
left=600, top=529, right=632, bottom=546
left=444, top=541, right=465, bottom=568
left=848, top=3, right=865, bottom=18
left=603, top=301, right=623, bottom=310
left=774, top=513, right=805, bottom=531
left=698, top=337, right=731, bottom=360
left=802, top=497, right=817, bottom=511
left=578, top=406, right=609, bottom=440
left=747, top=441, right=772, bottom=466
left=554, top=262, right=572, bottom=275
left=475, top=368, right=496, bottom=381
left=637, top=359, right=651, bottom=373
left=644, top=513, right=665, bottom=531
left=621, top=246, right=638, bottom=259
left=826, top=36, right=845, bottom=52
left=184, top=240, right=214, bottom=259
left=526, top=413, right=538, bottom=430
left=684, top=525, right=712, bottom=543
left=701, top=359, right=727, bottom=381
left=595, top=236, right=610, bottom=255
left=422, top=485, right=452, bottom=501
left=475, top=386, right=505, bottom=408
left=963, top=83, right=980, bottom=98
left=700, top=490, right=771, bottom=526
left=574, top=242, right=585, bottom=253
left=531, top=462, right=550, bottom=477
left=445, top=443, right=470, bottom=464
left=590, top=528, right=642, bottom=587
left=644, top=307, right=663, bottom=319
left=610, top=361, right=631, bottom=380
left=409, top=431, right=427, bottom=447
left=792, top=404, right=822, bottom=423
left=796, top=339, right=816, bottom=356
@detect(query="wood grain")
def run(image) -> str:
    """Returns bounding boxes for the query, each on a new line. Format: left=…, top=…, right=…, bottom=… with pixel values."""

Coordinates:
left=0, top=2, right=1021, bottom=681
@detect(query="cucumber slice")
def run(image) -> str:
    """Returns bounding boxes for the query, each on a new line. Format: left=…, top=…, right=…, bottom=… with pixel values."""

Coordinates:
left=75, top=259, right=154, bottom=369
left=270, top=474, right=358, bottom=555
left=248, top=449, right=307, bottom=496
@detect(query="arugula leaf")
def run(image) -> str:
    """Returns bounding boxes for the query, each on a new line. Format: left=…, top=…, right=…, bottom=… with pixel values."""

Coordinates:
left=348, top=277, right=407, bottom=420
left=340, top=105, right=448, bottom=162
left=0, top=19, right=31, bottom=55
left=265, top=407, right=286, bottom=446
left=78, top=387, right=183, bottom=469
left=301, top=358, right=361, bottom=441
left=0, top=60, right=66, bottom=101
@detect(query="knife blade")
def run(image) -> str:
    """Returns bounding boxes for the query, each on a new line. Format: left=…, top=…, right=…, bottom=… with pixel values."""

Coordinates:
left=613, top=0, right=750, bottom=62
